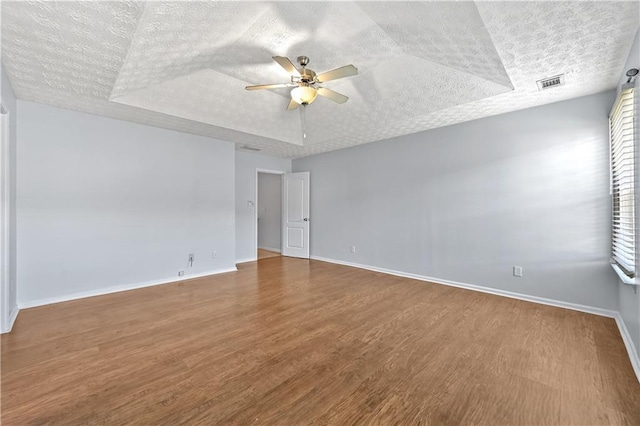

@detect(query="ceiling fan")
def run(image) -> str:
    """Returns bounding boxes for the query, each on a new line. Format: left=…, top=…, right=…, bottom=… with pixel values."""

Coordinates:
left=245, top=55, right=358, bottom=110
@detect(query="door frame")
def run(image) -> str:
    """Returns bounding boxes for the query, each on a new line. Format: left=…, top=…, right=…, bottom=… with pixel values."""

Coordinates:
left=1, top=102, right=11, bottom=332
left=255, top=168, right=286, bottom=259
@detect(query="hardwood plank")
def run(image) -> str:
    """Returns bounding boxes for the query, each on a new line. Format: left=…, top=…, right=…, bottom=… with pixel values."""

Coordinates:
left=258, top=249, right=280, bottom=260
left=2, top=257, right=639, bottom=424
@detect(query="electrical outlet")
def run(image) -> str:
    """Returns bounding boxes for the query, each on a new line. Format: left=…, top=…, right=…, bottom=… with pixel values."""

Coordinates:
left=513, top=266, right=523, bottom=277
left=178, top=270, right=185, bottom=277
left=212, top=250, right=217, bottom=259
left=350, top=245, right=356, bottom=254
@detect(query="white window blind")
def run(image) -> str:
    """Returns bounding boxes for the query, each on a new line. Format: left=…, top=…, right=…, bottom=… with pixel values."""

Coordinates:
left=610, top=88, right=636, bottom=277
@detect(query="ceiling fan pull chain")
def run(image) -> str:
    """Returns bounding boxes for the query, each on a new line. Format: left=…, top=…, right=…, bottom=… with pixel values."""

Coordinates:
left=300, top=105, right=308, bottom=143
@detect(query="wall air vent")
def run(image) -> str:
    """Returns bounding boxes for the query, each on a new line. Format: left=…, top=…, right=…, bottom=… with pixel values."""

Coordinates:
left=239, top=145, right=261, bottom=152
left=536, top=74, right=565, bottom=91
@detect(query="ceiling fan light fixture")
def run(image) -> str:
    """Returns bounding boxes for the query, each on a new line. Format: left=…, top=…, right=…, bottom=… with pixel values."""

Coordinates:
left=291, top=85, right=318, bottom=105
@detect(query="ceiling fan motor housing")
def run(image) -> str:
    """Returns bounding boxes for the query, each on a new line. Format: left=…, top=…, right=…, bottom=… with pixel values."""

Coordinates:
left=293, top=68, right=317, bottom=85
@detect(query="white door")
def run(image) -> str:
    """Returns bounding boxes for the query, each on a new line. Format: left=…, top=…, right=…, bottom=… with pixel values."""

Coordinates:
left=282, top=172, right=310, bottom=258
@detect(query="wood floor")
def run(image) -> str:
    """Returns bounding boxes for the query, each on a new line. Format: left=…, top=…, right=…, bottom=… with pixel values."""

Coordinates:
left=257, top=248, right=281, bottom=260
left=2, top=257, right=640, bottom=425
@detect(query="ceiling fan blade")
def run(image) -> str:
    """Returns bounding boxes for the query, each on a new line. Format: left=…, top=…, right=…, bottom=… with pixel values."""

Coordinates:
left=317, top=87, right=349, bottom=104
left=316, top=64, right=358, bottom=83
left=272, top=56, right=301, bottom=77
left=245, top=83, right=294, bottom=91
left=287, top=98, right=299, bottom=110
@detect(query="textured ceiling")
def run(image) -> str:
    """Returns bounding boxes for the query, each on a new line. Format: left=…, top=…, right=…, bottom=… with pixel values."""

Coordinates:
left=2, top=1, right=638, bottom=158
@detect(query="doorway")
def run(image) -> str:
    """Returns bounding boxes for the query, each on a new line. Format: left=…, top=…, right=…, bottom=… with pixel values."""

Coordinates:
left=256, top=171, right=283, bottom=260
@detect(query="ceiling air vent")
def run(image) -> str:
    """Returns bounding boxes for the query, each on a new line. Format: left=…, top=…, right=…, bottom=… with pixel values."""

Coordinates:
left=536, top=74, right=565, bottom=91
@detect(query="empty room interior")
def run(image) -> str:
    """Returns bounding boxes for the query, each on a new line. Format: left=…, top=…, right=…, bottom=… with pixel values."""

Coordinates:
left=2, top=1, right=640, bottom=424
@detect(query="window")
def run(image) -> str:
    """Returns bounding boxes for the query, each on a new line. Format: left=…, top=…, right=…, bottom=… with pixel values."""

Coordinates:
left=610, top=88, right=636, bottom=278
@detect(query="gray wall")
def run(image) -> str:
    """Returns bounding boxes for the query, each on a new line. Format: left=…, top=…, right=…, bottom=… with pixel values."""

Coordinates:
left=17, top=101, right=236, bottom=306
left=294, top=90, right=618, bottom=310
left=618, top=28, right=640, bottom=355
left=235, top=151, right=291, bottom=262
left=258, top=172, right=282, bottom=252
left=1, top=63, right=18, bottom=329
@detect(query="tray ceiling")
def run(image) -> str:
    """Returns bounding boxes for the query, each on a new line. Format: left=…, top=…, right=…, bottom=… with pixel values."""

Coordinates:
left=2, top=1, right=638, bottom=158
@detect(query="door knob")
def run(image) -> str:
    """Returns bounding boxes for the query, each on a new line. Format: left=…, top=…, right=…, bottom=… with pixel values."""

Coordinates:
left=303, top=218, right=309, bottom=221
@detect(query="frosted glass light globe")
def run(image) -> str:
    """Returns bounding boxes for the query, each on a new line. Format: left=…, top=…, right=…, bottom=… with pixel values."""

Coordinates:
left=291, top=86, right=318, bottom=105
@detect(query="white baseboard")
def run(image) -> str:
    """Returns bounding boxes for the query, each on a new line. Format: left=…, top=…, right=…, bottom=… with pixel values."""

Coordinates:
left=1, top=305, right=20, bottom=334
left=8, top=306, right=19, bottom=331
left=18, top=267, right=238, bottom=310
left=311, top=255, right=640, bottom=383
left=311, top=256, right=617, bottom=318
left=614, top=313, right=640, bottom=383
left=258, top=246, right=281, bottom=253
